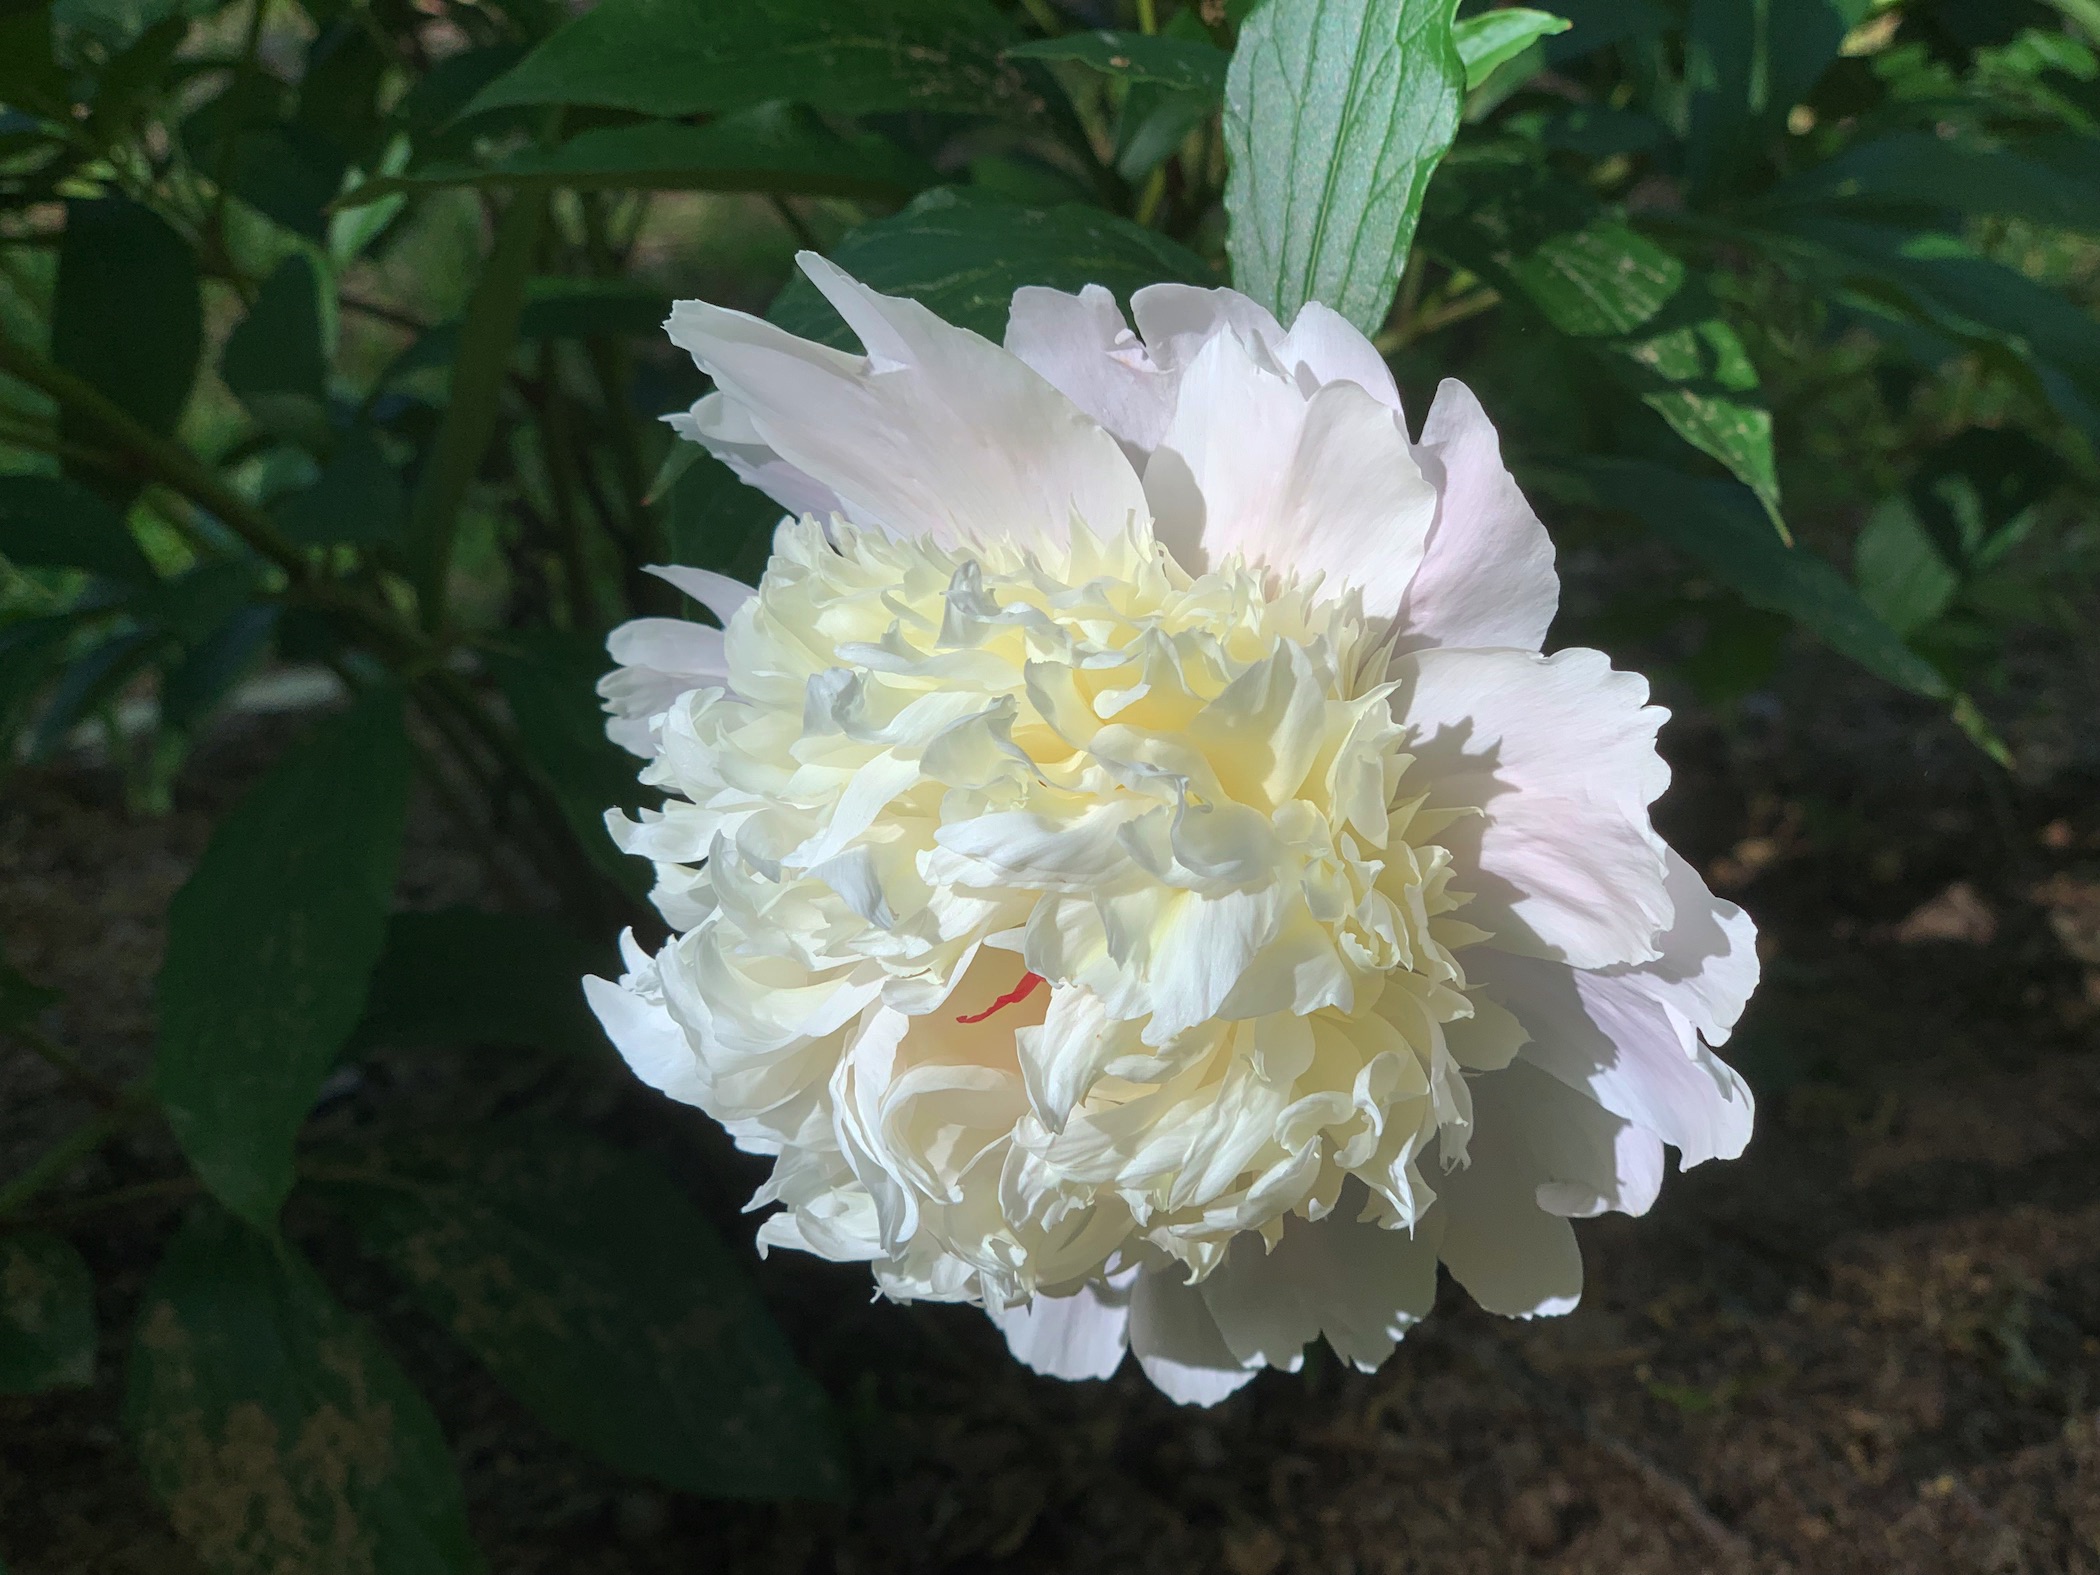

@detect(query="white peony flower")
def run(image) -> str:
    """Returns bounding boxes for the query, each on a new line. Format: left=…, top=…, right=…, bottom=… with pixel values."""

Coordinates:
left=586, top=254, right=1758, bottom=1406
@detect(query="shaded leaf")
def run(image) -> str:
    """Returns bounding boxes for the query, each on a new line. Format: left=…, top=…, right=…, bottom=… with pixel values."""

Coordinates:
left=482, top=633, right=648, bottom=898
left=53, top=198, right=201, bottom=455
left=1009, top=29, right=1229, bottom=96
left=387, top=278, right=669, bottom=381
left=272, top=429, right=404, bottom=546
left=1767, top=130, right=2100, bottom=232
left=223, top=123, right=349, bottom=240
left=1855, top=498, right=1959, bottom=636
left=160, top=604, right=279, bottom=733
left=0, top=474, right=154, bottom=580
left=0, top=1232, right=95, bottom=1394
left=0, top=941, right=62, bottom=1031
left=1454, top=7, right=1570, bottom=90
left=154, top=692, right=413, bottom=1229
left=349, top=910, right=615, bottom=1058
left=1685, top=0, right=1859, bottom=197
left=340, top=105, right=938, bottom=206
left=125, top=1205, right=478, bottom=1575
left=1223, top=0, right=1465, bottom=334
left=315, top=1123, right=846, bottom=1501
left=467, top=0, right=1032, bottom=121
left=30, top=625, right=163, bottom=757
left=769, top=187, right=1212, bottom=347
left=664, top=449, right=785, bottom=587
left=1556, top=459, right=1949, bottom=697
left=223, top=255, right=330, bottom=449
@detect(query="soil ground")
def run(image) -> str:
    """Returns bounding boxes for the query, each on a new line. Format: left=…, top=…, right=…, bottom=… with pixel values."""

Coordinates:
left=2, top=621, right=2098, bottom=1575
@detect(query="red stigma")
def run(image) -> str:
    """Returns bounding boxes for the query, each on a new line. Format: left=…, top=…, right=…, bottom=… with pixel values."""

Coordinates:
left=955, top=970, right=1045, bottom=1024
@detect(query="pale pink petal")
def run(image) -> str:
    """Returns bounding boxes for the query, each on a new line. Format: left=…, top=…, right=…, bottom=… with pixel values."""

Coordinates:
left=1004, top=285, right=1175, bottom=456
left=1394, top=380, right=1559, bottom=653
left=1143, top=331, right=1436, bottom=615
left=1597, top=850, right=1760, bottom=1047
left=1395, top=646, right=1673, bottom=968
left=1469, top=947, right=1756, bottom=1168
left=643, top=564, right=757, bottom=628
left=1433, top=1068, right=1585, bottom=1318
left=665, top=253, right=1149, bottom=551
left=1197, top=1199, right=1442, bottom=1373
left=1129, top=1264, right=1258, bottom=1405
left=1130, top=282, right=1287, bottom=371
left=669, top=391, right=842, bottom=521
left=1275, top=300, right=1403, bottom=408
left=987, top=1274, right=1132, bottom=1381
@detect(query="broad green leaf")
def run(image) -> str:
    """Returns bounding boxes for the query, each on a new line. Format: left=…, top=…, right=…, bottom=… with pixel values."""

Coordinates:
left=1539, top=0, right=1667, bottom=62
left=53, top=198, right=201, bottom=449
left=126, top=1205, right=478, bottom=1575
left=1854, top=498, right=1958, bottom=636
left=665, top=449, right=786, bottom=587
left=222, top=255, right=330, bottom=448
left=339, top=106, right=938, bottom=207
left=349, top=910, right=614, bottom=1058
left=30, top=626, right=164, bottom=757
left=154, top=692, right=413, bottom=1229
left=0, top=8, right=72, bottom=120
left=1223, top=0, right=1465, bottom=335
left=222, top=124, right=349, bottom=240
left=467, top=0, right=1032, bottom=121
left=0, top=474, right=154, bottom=580
left=1685, top=0, right=1859, bottom=197
left=1008, top=29, right=1230, bottom=96
left=482, top=633, right=649, bottom=898
left=272, top=429, right=404, bottom=546
left=1445, top=184, right=1784, bottom=524
left=1559, top=459, right=1949, bottom=697
left=1454, top=7, right=1570, bottom=90
left=770, top=187, right=1213, bottom=347
left=1766, top=131, right=2100, bottom=233
left=315, top=1124, right=846, bottom=1501
left=1116, top=79, right=1214, bottom=182
left=0, top=1232, right=95, bottom=1393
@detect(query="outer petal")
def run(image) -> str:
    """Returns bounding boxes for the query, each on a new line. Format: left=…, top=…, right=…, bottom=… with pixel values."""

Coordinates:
left=584, top=932, right=707, bottom=1107
left=1394, top=646, right=1672, bottom=969
left=666, top=253, right=1150, bottom=552
left=986, top=1273, right=1132, bottom=1381
left=1004, top=285, right=1175, bottom=456
left=1394, top=380, right=1560, bottom=653
left=1143, top=331, right=1436, bottom=616
left=1433, top=1066, right=1586, bottom=1319
left=1197, top=1200, right=1442, bottom=1374
left=1129, top=1264, right=1258, bottom=1405
left=1470, top=947, right=1757, bottom=1168
left=1129, top=286, right=1403, bottom=407
left=668, top=391, right=842, bottom=521
left=644, top=564, right=758, bottom=628
left=1599, top=849, right=1760, bottom=1047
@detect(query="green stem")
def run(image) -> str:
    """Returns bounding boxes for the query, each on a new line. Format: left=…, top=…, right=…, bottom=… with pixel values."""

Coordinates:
left=0, top=1088, right=152, bottom=1219
left=7, top=1023, right=131, bottom=1110
left=2, top=1175, right=198, bottom=1230
left=411, top=189, right=549, bottom=632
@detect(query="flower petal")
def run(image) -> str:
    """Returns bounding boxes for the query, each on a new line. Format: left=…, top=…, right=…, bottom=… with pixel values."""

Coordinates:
left=1433, top=1066, right=1586, bottom=1319
left=987, top=1273, right=1132, bottom=1381
left=1394, top=380, right=1559, bottom=653
left=1395, top=646, right=1672, bottom=969
left=1197, top=1198, right=1442, bottom=1373
left=669, top=391, right=842, bottom=521
left=667, top=253, right=1150, bottom=552
left=1143, top=330, right=1436, bottom=616
left=643, top=564, right=758, bottom=628
left=1005, top=284, right=1175, bottom=455
left=1129, top=1264, right=1258, bottom=1405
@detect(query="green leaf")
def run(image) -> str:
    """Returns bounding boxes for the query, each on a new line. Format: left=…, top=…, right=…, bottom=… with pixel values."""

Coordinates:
left=341, top=105, right=938, bottom=206
left=1767, top=131, right=2100, bottom=233
left=1454, top=7, right=1570, bottom=90
left=53, top=198, right=201, bottom=450
left=153, top=692, right=413, bottom=1229
left=386, top=278, right=670, bottom=381
left=482, top=633, right=648, bottom=898
left=315, top=1124, right=846, bottom=1501
left=222, top=255, right=330, bottom=448
left=1558, top=459, right=1949, bottom=697
left=0, top=617, right=80, bottom=747
left=664, top=449, right=784, bottom=587
left=349, top=910, right=615, bottom=1059
left=1008, top=29, right=1230, bottom=96
left=272, top=429, right=404, bottom=546
left=30, top=626, right=164, bottom=757
left=769, top=187, right=1213, bottom=347
left=160, top=605, right=279, bottom=733
left=0, top=1232, right=95, bottom=1393
left=222, top=124, right=349, bottom=240
left=0, top=941, right=62, bottom=1031
left=126, top=1205, right=479, bottom=1575
left=1854, top=498, right=1958, bottom=636
left=1223, top=0, right=1466, bottom=335
left=0, top=473, right=154, bottom=580
left=1685, top=0, right=1856, bottom=197
left=467, top=0, right=1032, bottom=121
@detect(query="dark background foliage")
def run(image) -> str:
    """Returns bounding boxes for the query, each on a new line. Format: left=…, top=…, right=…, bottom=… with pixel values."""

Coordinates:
left=0, top=0, right=2096, bottom=1570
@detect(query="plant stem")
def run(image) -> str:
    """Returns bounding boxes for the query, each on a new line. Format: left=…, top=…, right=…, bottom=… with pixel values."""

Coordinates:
left=6, top=1023, right=130, bottom=1109
left=0, top=1087, right=152, bottom=1220
left=3, top=1174, right=198, bottom=1230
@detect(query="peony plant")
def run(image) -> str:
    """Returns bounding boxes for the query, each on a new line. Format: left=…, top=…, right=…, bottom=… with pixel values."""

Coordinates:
left=589, top=257, right=1758, bottom=1403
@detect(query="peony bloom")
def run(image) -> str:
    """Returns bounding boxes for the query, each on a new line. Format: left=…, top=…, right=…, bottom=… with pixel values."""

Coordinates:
left=586, top=255, right=1757, bottom=1405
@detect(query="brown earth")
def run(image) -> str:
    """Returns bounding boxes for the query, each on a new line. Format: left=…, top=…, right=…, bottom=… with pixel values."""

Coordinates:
left=1, top=629, right=2097, bottom=1575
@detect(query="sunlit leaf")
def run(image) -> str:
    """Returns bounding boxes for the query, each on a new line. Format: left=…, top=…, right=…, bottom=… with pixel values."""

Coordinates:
left=316, top=1123, right=847, bottom=1501
left=1223, top=0, right=1465, bottom=334
left=154, top=692, right=413, bottom=1229
left=126, top=1205, right=478, bottom=1575
left=1454, top=7, right=1570, bottom=90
